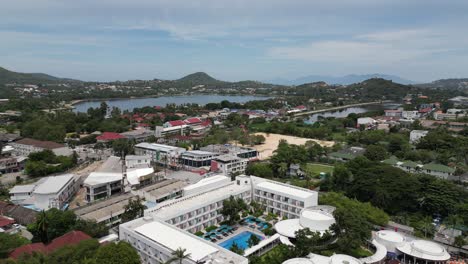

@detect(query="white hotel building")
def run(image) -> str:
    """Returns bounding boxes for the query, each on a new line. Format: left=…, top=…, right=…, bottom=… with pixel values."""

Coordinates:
left=119, top=174, right=318, bottom=264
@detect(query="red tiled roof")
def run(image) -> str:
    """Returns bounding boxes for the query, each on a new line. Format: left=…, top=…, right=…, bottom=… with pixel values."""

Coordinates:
left=419, top=107, right=432, bottom=113
left=0, top=215, right=15, bottom=227
left=200, top=120, right=212, bottom=127
left=168, top=120, right=185, bottom=126
left=137, top=123, right=151, bottom=127
left=14, top=138, right=65, bottom=150
left=296, top=105, right=306, bottom=109
left=184, top=117, right=202, bottom=124
left=96, top=132, right=125, bottom=141
left=9, top=243, right=48, bottom=259
left=154, top=106, right=162, bottom=110
left=134, top=117, right=144, bottom=122
left=9, top=231, right=91, bottom=259
left=46, top=231, right=91, bottom=252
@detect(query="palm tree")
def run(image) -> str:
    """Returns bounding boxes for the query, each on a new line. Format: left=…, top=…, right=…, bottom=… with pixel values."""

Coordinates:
left=278, top=162, right=288, bottom=177
left=420, top=216, right=433, bottom=238
left=165, top=248, right=191, bottom=264
left=37, top=210, right=49, bottom=243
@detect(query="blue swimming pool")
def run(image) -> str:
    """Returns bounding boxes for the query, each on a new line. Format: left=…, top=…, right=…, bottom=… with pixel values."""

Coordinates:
left=219, top=231, right=264, bottom=250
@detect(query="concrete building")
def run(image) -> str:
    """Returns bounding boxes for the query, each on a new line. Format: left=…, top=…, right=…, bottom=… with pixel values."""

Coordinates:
left=0, top=156, right=26, bottom=174
left=180, top=150, right=218, bottom=168
left=9, top=138, right=72, bottom=157
left=125, top=155, right=152, bottom=169
left=200, top=144, right=258, bottom=160
left=134, top=179, right=187, bottom=203
left=402, top=110, right=419, bottom=119
left=448, top=96, right=468, bottom=106
left=251, top=176, right=318, bottom=219
left=409, top=130, right=429, bottom=144
left=275, top=206, right=335, bottom=238
left=10, top=174, right=80, bottom=210
left=155, top=125, right=188, bottom=138
left=74, top=193, right=136, bottom=226
left=119, top=217, right=248, bottom=264
left=212, top=154, right=248, bottom=176
left=84, top=156, right=123, bottom=203
left=120, top=174, right=318, bottom=264
left=134, top=143, right=186, bottom=168
left=120, top=129, right=155, bottom=143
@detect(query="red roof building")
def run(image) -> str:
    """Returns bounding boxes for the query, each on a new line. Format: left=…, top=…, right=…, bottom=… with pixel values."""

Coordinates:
left=0, top=215, right=15, bottom=228
left=184, top=117, right=202, bottom=125
left=419, top=107, right=432, bottom=113
left=9, top=231, right=91, bottom=259
left=167, top=120, right=186, bottom=127
left=9, top=243, right=48, bottom=259
left=96, top=132, right=125, bottom=142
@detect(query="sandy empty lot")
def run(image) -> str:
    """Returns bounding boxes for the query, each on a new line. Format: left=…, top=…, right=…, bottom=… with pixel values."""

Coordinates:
left=251, top=133, right=335, bottom=160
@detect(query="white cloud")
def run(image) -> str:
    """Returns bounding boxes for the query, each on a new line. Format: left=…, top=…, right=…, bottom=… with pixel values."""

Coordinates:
left=267, top=28, right=464, bottom=64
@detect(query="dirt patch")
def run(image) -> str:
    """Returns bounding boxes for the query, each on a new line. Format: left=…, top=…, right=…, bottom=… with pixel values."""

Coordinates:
left=250, top=133, right=335, bottom=160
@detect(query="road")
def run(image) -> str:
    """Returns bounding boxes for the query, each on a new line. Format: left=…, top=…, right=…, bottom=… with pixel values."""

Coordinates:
left=292, top=100, right=391, bottom=117
left=0, top=172, right=28, bottom=186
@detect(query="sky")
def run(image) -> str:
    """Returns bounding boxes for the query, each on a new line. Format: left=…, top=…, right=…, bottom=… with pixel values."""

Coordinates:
left=1, top=0, right=468, bottom=82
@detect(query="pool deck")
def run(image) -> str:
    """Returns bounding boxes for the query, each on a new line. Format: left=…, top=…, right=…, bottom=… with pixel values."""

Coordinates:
left=215, top=226, right=266, bottom=245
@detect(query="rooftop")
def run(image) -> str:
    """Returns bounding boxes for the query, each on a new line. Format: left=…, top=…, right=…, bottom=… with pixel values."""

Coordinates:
left=214, top=154, right=242, bottom=162
left=135, top=142, right=185, bottom=153
left=397, top=240, right=450, bottom=261
left=136, top=221, right=217, bottom=262
left=33, top=174, right=76, bottom=194
left=181, top=150, right=217, bottom=157
left=255, top=181, right=315, bottom=200
left=125, top=155, right=151, bottom=161
left=139, top=179, right=187, bottom=200
left=74, top=193, right=135, bottom=222
left=126, top=218, right=247, bottom=263
left=13, top=138, right=65, bottom=149
left=96, top=132, right=125, bottom=141
left=9, top=184, right=35, bottom=194
left=126, top=167, right=154, bottom=186
left=422, top=163, right=455, bottom=173
left=147, top=182, right=249, bottom=220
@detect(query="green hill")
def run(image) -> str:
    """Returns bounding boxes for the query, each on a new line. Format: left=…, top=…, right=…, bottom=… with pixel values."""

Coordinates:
left=176, top=72, right=223, bottom=85
left=0, top=67, right=77, bottom=84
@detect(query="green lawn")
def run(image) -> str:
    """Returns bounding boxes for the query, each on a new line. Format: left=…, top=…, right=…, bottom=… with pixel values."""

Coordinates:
left=303, top=163, right=334, bottom=177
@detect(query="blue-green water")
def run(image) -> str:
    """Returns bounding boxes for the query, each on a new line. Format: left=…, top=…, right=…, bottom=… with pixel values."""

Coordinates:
left=219, top=231, right=264, bottom=250
left=73, top=95, right=272, bottom=112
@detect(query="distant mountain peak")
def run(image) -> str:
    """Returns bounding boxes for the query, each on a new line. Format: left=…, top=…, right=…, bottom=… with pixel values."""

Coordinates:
left=177, top=72, right=220, bottom=84
left=265, top=73, right=415, bottom=85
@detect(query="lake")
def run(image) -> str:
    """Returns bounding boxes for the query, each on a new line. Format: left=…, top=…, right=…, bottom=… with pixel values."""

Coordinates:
left=305, top=103, right=400, bottom=123
left=73, top=95, right=272, bottom=112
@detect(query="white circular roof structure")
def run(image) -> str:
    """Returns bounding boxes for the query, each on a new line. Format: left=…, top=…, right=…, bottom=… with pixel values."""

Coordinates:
left=275, top=208, right=336, bottom=238
left=397, top=240, right=450, bottom=261
left=283, top=258, right=314, bottom=264
left=329, top=254, right=363, bottom=264
left=375, top=230, right=405, bottom=253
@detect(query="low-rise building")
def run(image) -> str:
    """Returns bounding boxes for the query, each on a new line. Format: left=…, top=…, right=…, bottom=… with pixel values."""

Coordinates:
left=84, top=156, right=123, bottom=203
left=402, top=110, right=419, bottom=119
left=9, top=138, right=71, bottom=157
left=409, top=130, right=429, bottom=144
left=125, top=155, right=152, bottom=169
left=74, top=193, right=136, bottom=226
left=180, top=150, right=218, bottom=168
left=120, top=129, right=155, bottom=143
left=384, top=109, right=402, bottom=117
left=119, top=217, right=248, bottom=264
left=10, top=174, right=80, bottom=210
left=134, top=143, right=186, bottom=168
left=199, top=144, right=258, bottom=160
left=329, top=147, right=365, bottom=162
left=96, top=132, right=125, bottom=143
left=135, top=179, right=187, bottom=203
left=0, top=156, right=26, bottom=173
left=211, top=154, right=248, bottom=176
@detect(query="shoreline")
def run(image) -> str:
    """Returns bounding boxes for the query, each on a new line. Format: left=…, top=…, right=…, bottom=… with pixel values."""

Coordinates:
left=69, top=93, right=273, bottom=106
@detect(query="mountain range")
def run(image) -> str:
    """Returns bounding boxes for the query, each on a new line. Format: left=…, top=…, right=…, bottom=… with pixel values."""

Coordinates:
left=2, top=66, right=468, bottom=90
left=265, top=74, right=416, bottom=85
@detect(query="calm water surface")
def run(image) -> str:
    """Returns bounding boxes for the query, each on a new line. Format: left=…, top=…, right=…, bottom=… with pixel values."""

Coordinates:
left=73, top=95, right=272, bottom=112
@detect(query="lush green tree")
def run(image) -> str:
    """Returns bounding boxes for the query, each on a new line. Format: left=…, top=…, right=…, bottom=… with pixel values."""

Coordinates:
left=164, top=247, right=191, bottom=264
left=229, top=242, right=244, bottom=255
left=121, top=197, right=147, bottom=223
left=94, top=241, right=140, bottom=264
left=73, top=219, right=109, bottom=238
left=112, top=139, right=134, bottom=158
left=221, top=196, right=246, bottom=225
left=247, top=234, right=261, bottom=248
left=332, top=206, right=371, bottom=254
left=364, top=144, right=389, bottom=161
left=245, top=163, right=273, bottom=178
left=47, top=239, right=100, bottom=264
left=0, top=233, right=30, bottom=258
